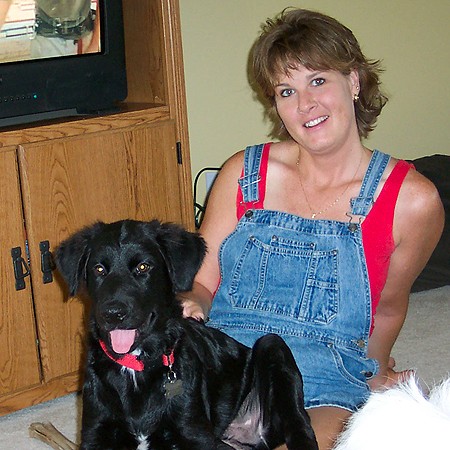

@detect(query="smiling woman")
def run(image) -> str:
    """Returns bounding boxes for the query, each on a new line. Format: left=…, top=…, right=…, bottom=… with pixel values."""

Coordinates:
left=273, top=67, right=360, bottom=162
left=180, top=8, right=444, bottom=450
left=252, top=9, right=387, bottom=142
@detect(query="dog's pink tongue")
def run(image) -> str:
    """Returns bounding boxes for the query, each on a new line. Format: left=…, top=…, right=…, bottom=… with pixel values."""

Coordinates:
left=109, top=329, right=137, bottom=354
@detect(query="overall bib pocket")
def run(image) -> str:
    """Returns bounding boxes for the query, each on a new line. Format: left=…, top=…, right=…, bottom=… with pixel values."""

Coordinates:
left=228, top=234, right=339, bottom=324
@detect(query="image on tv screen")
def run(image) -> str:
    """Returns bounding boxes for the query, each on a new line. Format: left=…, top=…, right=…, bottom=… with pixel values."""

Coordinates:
left=0, top=0, right=101, bottom=64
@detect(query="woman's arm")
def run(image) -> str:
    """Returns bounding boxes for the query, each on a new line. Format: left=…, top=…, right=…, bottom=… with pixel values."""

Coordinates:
left=179, top=151, right=245, bottom=320
left=367, top=168, right=444, bottom=389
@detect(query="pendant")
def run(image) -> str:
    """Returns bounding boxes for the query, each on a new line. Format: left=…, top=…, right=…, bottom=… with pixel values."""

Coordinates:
left=164, top=378, right=184, bottom=399
left=311, top=213, right=317, bottom=219
left=164, top=369, right=184, bottom=399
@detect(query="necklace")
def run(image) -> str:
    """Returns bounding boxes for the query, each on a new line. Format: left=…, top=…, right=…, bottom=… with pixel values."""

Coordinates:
left=296, top=151, right=363, bottom=219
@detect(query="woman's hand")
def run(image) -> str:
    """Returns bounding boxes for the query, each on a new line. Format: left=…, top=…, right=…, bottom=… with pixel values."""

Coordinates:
left=178, top=293, right=208, bottom=321
left=369, top=357, right=415, bottom=391
left=177, top=282, right=214, bottom=322
left=382, top=357, right=415, bottom=388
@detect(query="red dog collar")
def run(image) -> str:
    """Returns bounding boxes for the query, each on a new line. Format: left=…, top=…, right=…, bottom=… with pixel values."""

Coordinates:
left=99, top=340, right=145, bottom=372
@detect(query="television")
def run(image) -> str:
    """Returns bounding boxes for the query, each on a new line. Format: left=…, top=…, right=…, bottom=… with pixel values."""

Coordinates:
left=0, top=0, right=127, bottom=128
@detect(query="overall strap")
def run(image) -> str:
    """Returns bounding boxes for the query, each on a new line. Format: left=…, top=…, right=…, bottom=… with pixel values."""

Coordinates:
left=238, top=143, right=266, bottom=204
left=350, top=150, right=391, bottom=216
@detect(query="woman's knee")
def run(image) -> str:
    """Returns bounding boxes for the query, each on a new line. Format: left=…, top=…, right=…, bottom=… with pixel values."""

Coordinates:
left=308, top=407, right=351, bottom=450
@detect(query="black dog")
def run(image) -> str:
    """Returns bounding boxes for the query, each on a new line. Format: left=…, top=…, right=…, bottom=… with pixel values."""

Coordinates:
left=56, top=219, right=318, bottom=450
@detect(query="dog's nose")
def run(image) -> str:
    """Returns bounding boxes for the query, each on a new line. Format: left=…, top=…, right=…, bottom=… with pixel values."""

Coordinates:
left=102, top=307, right=127, bottom=325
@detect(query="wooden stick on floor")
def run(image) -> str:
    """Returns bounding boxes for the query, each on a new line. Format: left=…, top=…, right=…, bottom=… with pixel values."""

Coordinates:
left=29, top=422, right=79, bottom=450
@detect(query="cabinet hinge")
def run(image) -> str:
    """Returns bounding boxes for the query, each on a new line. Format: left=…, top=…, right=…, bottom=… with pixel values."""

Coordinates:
left=176, top=141, right=182, bottom=165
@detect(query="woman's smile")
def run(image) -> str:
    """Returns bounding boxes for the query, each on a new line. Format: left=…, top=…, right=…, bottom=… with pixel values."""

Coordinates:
left=304, top=115, right=329, bottom=128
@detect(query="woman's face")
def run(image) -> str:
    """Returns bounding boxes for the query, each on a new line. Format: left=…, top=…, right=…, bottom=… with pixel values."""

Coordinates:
left=274, top=65, right=360, bottom=155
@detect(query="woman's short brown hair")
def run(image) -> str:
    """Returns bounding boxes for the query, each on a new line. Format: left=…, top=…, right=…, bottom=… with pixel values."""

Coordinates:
left=251, top=9, right=388, bottom=139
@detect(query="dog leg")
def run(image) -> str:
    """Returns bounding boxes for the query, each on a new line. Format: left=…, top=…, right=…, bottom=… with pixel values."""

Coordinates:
left=252, top=334, right=318, bottom=450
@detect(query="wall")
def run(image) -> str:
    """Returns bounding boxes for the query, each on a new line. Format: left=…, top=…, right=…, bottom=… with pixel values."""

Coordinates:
left=179, top=0, right=450, bottom=197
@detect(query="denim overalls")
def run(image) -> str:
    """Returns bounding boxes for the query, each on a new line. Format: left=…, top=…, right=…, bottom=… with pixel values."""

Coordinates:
left=208, top=144, right=390, bottom=411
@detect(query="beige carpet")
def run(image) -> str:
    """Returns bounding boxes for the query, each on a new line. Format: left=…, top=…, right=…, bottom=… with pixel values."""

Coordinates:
left=0, top=391, right=81, bottom=449
left=0, top=285, right=448, bottom=449
left=393, top=285, right=450, bottom=387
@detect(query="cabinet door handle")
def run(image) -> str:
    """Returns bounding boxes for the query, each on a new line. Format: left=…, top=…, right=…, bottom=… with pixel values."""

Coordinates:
left=11, top=247, right=30, bottom=291
left=39, top=240, right=55, bottom=284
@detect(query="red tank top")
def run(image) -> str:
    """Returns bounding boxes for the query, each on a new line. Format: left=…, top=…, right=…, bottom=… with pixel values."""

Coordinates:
left=236, top=143, right=412, bottom=329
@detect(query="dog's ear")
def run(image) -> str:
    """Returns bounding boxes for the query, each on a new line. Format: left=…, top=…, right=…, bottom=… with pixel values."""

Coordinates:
left=153, top=221, right=207, bottom=293
left=55, top=222, right=105, bottom=296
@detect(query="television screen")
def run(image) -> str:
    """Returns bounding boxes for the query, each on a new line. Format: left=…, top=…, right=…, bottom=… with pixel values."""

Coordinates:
left=0, top=0, right=127, bottom=128
left=0, top=0, right=101, bottom=64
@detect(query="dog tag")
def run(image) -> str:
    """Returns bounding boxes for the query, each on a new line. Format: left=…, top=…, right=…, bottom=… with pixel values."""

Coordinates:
left=164, top=378, right=184, bottom=399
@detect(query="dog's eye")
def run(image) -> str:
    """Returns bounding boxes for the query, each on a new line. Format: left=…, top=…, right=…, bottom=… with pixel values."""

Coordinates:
left=93, top=264, right=107, bottom=277
left=135, top=262, right=152, bottom=275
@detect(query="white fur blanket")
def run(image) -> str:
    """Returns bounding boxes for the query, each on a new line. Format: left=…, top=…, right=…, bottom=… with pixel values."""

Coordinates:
left=334, top=376, right=450, bottom=450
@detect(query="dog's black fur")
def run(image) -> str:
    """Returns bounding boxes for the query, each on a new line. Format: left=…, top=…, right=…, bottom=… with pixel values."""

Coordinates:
left=55, top=219, right=318, bottom=450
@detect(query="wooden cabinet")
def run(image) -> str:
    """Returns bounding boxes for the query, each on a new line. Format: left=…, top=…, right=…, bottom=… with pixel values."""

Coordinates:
left=0, top=0, right=194, bottom=415
left=0, top=149, right=42, bottom=398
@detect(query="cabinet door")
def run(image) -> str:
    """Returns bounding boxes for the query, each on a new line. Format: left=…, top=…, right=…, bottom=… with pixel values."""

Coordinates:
left=18, top=120, right=183, bottom=381
left=0, top=149, right=41, bottom=398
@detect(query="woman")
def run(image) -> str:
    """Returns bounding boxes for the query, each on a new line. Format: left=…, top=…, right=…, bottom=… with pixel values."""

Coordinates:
left=181, top=9, right=444, bottom=450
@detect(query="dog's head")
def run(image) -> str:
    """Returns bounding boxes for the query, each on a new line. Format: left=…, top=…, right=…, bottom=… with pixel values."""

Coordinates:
left=55, top=219, right=206, bottom=354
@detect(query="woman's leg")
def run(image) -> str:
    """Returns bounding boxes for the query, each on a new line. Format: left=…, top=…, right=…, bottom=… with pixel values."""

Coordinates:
left=275, top=406, right=351, bottom=450
left=308, top=407, right=351, bottom=449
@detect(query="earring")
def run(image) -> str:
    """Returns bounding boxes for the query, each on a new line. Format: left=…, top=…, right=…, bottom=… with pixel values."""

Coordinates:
left=353, top=93, right=359, bottom=102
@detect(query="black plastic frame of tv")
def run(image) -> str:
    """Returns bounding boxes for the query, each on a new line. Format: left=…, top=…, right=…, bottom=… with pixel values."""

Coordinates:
left=0, top=0, right=127, bottom=129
